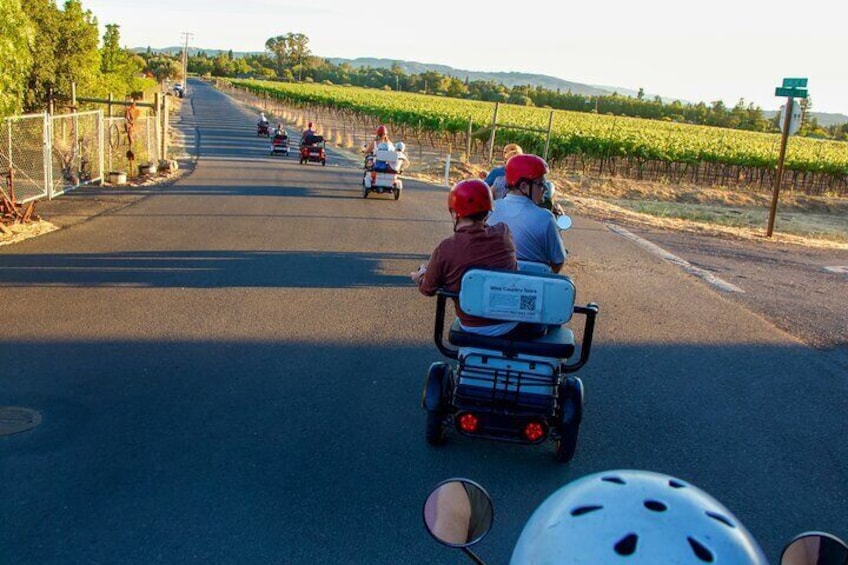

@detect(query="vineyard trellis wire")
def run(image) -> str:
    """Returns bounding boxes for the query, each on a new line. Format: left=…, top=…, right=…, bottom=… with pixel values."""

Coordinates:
left=226, top=79, right=848, bottom=196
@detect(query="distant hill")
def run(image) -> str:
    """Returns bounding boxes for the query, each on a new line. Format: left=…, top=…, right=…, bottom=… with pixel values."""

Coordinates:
left=327, top=57, right=610, bottom=97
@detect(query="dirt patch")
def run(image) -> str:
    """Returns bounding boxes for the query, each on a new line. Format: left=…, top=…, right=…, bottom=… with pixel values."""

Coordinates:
left=407, top=157, right=848, bottom=250
left=0, top=165, right=191, bottom=248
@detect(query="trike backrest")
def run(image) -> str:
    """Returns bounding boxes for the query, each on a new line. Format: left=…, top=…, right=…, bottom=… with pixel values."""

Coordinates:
left=374, top=149, right=399, bottom=163
left=459, top=269, right=575, bottom=325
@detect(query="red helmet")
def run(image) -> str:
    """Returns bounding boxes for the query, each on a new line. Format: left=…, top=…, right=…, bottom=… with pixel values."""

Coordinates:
left=376, top=125, right=387, bottom=136
left=448, top=179, right=494, bottom=219
left=505, top=154, right=549, bottom=188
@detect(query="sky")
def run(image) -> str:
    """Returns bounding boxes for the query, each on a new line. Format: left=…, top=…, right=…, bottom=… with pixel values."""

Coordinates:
left=82, top=0, right=848, bottom=116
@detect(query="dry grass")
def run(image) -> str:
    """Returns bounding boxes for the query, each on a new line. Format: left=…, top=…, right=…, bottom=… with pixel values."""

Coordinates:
left=407, top=157, right=848, bottom=250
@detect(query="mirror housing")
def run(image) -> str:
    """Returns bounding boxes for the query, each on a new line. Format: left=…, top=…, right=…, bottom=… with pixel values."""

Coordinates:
left=781, top=532, right=848, bottom=565
left=556, top=214, right=573, bottom=231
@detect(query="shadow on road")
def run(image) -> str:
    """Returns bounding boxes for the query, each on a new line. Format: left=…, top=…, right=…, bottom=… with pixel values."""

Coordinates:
left=0, top=336, right=845, bottom=564
left=0, top=250, right=427, bottom=288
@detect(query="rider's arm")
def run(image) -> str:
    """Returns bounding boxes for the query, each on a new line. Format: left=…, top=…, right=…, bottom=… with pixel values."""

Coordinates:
left=545, top=216, right=567, bottom=272
left=418, top=248, right=444, bottom=297
left=484, top=167, right=501, bottom=187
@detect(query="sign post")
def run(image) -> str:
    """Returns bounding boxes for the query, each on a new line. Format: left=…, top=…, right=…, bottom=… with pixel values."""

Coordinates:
left=766, top=79, right=808, bottom=237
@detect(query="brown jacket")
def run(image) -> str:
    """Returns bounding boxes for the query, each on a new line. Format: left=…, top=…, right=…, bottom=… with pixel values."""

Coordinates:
left=419, top=222, right=517, bottom=327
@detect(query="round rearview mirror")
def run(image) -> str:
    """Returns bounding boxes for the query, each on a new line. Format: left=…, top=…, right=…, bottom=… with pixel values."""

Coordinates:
left=556, top=214, right=573, bottom=231
left=781, top=532, right=848, bottom=565
left=423, top=479, right=493, bottom=548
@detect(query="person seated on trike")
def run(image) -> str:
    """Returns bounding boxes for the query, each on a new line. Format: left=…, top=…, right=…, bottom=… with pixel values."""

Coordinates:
left=301, top=133, right=322, bottom=147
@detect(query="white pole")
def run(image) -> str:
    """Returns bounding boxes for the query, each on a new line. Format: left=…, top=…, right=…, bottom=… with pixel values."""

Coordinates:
left=444, top=153, right=451, bottom=187
left=181, top=32, right=194, bottom=94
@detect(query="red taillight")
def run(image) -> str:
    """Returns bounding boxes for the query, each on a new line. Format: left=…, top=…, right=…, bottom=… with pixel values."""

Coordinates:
left=458, top=413, right=479, bottom=433
left=523, top=422, right=545, bottom=442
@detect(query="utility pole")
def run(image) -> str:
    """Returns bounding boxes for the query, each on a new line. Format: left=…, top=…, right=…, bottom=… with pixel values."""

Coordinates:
left=180, top=32, right=194, bottom=95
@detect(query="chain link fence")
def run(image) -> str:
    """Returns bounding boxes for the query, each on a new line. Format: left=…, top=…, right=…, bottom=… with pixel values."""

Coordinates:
left=1, top=113, right=51, bottom=203
left=104, top=115, right=159, bottom=176
left=50, top=110, right=103, bottom=198
left=1, top=108, right=163, bottom=205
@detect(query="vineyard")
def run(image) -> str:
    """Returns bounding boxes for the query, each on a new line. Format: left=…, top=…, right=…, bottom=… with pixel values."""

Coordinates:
left=230, top=79, right=848, bottom=195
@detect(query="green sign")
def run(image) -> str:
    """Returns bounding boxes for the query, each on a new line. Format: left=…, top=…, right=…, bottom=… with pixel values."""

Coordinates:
left=782, top=78, right=808, bottom=88
left=775, top=87, right=808, bottom=98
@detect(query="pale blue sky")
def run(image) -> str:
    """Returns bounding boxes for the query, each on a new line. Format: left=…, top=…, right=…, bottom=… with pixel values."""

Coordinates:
left=84, top=0, right=847, bottom=115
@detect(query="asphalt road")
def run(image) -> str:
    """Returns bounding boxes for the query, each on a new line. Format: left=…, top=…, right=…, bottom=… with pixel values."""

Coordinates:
left=1, top=79, right=846, bottom=564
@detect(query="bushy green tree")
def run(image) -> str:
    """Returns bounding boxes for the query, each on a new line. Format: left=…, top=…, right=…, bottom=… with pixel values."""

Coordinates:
left=147, top=56, right=183, bottom=85
left=0, top=0, right=35, bottom=116
left=21, top=0, right=60, bottom=111
left=53, top=0, right=102, bottom=105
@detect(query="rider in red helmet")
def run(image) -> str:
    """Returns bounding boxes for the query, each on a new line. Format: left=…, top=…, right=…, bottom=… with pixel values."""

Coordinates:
left=365, top=124, right=393, bottom=155
left=301, top=121, right=316, bottom=141
left=412, top=179, right=520, bottom=336
left=487, top=154, right=566, bottom=273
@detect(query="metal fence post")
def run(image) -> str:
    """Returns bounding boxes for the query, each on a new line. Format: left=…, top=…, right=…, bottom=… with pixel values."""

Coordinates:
left=487, top=102, right=500, bottom=165
left=7, top=118, right=12, bottom=170
left=465, top=116, right=472, bottom=162
left=161, top=94, right=169, bottom=162
left=43, top=113, right=53, bottom=199
left=98, top=110, right=104, bottom=182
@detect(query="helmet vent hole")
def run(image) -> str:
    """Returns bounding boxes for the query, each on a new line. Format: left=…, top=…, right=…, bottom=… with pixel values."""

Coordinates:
left=706, top=511, right=735, bottom=528
left=614, top=534, right=638, bottom=556
left=687, top=537, right=715, bottom=563
left=570, top=505, right=603, bottom=517
left=643, top=500, right=667, bottom=512
left=669, top=479, right=686, bottom=489
left=602, top=476, right=626, bottom=485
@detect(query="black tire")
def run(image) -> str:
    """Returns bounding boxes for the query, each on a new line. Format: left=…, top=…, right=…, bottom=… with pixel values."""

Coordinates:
left=554, top=418, right=579, bottom=463
left=426, top=410, right=445, bottom=445
left=554, top=380, right=582, bottom=463
left=393, top=189, right=401, bottom=201
left=423, top=363, right=451, bottom=445
left=322, top=159, right=326, bottom=166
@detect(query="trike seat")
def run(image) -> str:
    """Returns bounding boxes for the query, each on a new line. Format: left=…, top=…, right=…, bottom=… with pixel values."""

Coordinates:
left=449, top=319, right=575, bottom=359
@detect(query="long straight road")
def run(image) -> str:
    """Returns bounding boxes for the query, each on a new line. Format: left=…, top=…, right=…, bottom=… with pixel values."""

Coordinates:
left=2, top=80, right=845, bottom=564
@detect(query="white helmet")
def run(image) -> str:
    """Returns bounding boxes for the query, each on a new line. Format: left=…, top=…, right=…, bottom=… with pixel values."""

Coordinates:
left=510, top=470, right=767, bottom=565
left=395, top=141, right=406, bottom=152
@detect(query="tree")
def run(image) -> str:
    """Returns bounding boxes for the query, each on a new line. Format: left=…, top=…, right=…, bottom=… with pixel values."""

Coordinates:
left=147, top=56, right=182, bottom=85
left=54, top=0, right=102, bottom=103
left=286, top=33, right=311, bottom=81
left=0, top=0, right=34, bottom=116
left=21, top=0, right=60, bottom=111
left=265, top=35, right=289, bottom=74
left=101, top=24, right=123, bottom=73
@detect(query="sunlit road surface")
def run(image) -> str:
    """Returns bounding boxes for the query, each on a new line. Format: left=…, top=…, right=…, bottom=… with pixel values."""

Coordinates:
left=1, top=79, right=845, bottom=564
